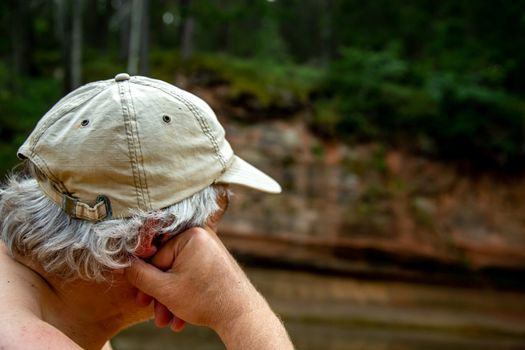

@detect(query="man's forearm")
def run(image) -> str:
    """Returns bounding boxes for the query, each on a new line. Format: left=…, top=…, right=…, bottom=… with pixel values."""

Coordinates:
left=216, top=300, right=294, bottom=350
left=126, top=229, right=294, bottom=349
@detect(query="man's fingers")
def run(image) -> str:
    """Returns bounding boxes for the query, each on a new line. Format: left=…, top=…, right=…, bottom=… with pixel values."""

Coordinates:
left=125, top=258, right=168, bottom=297
left=170, top=316, right=186, bottom=332
left=149, top=241, right=177, bottom=271
left=154, top=300, right=173, bottom=328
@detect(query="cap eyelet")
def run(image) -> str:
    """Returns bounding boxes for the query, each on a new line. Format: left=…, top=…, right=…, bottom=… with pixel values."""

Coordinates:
left=162, top=115, right=172, bottom=124
left=80, top=119, right=90, bottom=127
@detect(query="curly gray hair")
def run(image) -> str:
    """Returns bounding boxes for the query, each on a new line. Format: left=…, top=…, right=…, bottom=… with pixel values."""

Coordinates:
left=0, top=163, right=228, bottom=281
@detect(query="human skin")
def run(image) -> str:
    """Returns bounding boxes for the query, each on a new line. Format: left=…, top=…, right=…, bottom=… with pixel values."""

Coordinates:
left=0, top=242, right=129, bottom=350
left=0, top=190, right=293, bottom=349
left=126, top=227, right=295, bottom=350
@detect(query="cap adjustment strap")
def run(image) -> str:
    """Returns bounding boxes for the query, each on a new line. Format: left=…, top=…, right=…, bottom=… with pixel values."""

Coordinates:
left=62, top=194, right=112, bottom=222
left=37, top=179, right=112, bottom=222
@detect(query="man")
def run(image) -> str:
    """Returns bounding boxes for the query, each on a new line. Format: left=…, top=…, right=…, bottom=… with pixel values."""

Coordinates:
left=0, top=73, right=294, bottom=349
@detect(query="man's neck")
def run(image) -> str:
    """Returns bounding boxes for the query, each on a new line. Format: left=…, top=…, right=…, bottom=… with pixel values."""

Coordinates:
left=0, top=246, right=151, bottom=350
left=40, top=274, right=143, bottom=349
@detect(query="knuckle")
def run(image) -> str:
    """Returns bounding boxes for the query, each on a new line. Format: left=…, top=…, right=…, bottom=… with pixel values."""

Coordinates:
left=188, top=227, right=211, bottom=244
left=185, top=226, right=207, bottom=236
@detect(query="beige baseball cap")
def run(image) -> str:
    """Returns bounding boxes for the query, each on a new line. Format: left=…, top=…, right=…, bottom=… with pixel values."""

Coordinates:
left=17, top=73, right=281, bottom=221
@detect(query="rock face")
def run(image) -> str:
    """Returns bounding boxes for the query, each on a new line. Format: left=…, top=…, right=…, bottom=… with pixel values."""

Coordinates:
left=193, top=86, right=525, bottom=282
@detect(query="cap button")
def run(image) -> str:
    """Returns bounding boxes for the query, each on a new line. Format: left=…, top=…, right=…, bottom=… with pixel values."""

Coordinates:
left=114, top=73, right=130, bottom=82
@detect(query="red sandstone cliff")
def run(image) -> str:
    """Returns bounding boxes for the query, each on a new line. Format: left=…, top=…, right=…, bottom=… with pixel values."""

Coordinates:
left=190, top=85, right=525, bottom=284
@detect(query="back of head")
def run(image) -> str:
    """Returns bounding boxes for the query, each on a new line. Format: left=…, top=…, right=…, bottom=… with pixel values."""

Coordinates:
left=0, top=74, right=280, bottom=281
left=0, top=162, right=227, bottom=280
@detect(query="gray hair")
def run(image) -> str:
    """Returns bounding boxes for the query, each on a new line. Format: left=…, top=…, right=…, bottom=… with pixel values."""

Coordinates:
left=0, top=164, right=228, bottom=281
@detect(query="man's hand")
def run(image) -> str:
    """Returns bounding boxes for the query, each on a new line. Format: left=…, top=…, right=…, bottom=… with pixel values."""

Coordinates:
left=125, top=227, right=294, bottom=350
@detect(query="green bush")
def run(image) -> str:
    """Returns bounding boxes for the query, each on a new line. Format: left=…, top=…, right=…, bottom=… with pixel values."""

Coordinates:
left=313, top=47, right=525, bottom=170
left=150, top=50, right=323, bottom=110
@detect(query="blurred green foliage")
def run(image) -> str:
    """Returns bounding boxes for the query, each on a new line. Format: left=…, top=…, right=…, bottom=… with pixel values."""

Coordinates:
left=0, top=63, right=61, bottom=172
left=0, top=0, right=524, bottom=176
left=314, top=46, right=525, bottom=169
left=175, top=52, right=322, bottom=108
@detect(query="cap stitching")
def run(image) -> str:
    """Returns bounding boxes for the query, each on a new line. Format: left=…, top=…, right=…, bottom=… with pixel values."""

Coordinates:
left=186, top=102, right=226, bottom=168
left=131, top=79, right=227, bottom=170
left=31, top=152, right=69, bottom=193
left=128, top=83, right=152, bottom=210
left=118, top=80, right=144, bottom=210
left=24, top=80, right=113, bottom=197
left=29, top=81, right=113, bottom=152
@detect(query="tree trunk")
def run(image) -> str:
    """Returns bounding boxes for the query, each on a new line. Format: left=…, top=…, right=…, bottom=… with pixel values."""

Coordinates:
left=179, top=0, right=194, bottom=60
left=54, top=0, right=72, bottom=93
left=139, top=0, right=149, bottom=75
left=53, top=0, right=66, bottom=42
left=116, top=0, right=130, bottom=62
left=57, top=0, right=83, bottom=92
left=128, top=0, right=143, bottom=75
left=319, top=0, right=333, bottom=66
left=71, top=0, right=83, bottom=89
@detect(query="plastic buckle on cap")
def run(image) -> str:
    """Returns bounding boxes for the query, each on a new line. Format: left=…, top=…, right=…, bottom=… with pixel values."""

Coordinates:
left=96, top=195, right=113, bottom=219
left=62, top=195, right=78, bottom=217
left=61, top=194, right=113, bottom=221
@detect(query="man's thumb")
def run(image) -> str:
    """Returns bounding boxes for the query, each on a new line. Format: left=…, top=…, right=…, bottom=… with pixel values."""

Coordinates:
left=125, top=258, right=167, bottom=297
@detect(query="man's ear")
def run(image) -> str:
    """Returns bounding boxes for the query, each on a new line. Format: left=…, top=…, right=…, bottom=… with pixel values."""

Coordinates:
left=135, top=218, right=161, bottom=258
left=206, top=189, right=230, bottom=232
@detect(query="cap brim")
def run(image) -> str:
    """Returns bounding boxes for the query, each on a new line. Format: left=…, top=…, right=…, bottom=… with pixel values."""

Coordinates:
left=215, top=156, right=281, bottom=193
